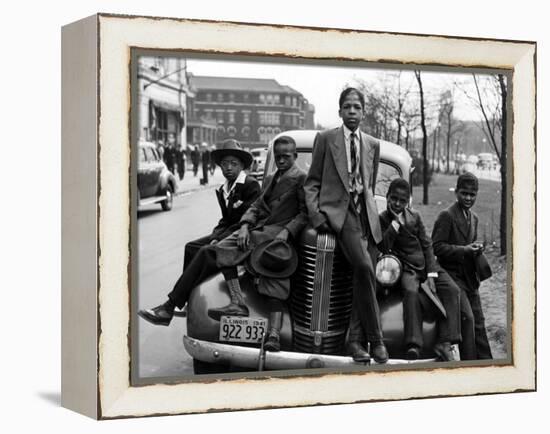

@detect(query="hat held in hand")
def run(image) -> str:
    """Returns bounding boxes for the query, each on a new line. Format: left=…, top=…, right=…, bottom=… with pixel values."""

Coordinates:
left=249, top=239, right=298, bottom=278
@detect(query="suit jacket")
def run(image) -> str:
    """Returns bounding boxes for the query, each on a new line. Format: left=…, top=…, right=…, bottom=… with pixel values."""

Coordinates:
left=432, top=202, right=480, bottom=290
left=379, top=208, right=438, bottom=277
left=216, top=163, right=308, bottom=268
left=211, top=174, right=261, bottom=242
left=303, top=126, right=382, bottom=243
left=240, top=163, right=308, bottom=238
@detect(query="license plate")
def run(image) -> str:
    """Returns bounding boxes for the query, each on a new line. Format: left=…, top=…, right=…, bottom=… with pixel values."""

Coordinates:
left=219, top=316, right=267, bottom=343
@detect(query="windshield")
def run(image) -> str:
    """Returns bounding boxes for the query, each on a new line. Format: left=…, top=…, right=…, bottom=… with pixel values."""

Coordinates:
left=265, top=149, right=402, bottom=197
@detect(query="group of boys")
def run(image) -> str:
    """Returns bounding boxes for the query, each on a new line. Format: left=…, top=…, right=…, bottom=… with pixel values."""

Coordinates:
left=139, top=87, right=492, bottom=364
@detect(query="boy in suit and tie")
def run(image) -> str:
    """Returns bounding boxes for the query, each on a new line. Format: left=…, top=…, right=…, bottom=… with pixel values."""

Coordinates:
left=432, top=172, right=492, bottom=360
left=139, top=136, right=308, bottom=330
left=379, top=178, right=463, bottom=361
left=304, top=87, right=388, bottom=363
left=183, top=139, right=261, bottom=269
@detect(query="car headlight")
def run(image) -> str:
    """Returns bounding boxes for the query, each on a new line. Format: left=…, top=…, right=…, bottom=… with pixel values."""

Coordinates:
left=376, top=254, right=402, bottom=287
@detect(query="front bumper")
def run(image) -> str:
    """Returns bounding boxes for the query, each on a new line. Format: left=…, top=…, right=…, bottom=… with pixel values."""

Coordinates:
left=183, top=336, right=436, bottom=370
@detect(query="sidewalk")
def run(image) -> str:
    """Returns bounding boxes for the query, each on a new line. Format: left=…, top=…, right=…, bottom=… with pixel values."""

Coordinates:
left=173, top=167, right=226, bottom=196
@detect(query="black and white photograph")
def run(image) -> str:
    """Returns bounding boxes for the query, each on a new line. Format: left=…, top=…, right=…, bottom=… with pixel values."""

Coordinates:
left=132, top=53, right=510, bottom=381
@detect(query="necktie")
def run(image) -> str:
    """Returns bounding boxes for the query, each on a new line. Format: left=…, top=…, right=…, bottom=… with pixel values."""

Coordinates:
left=350, top=133, right=361, bottom=214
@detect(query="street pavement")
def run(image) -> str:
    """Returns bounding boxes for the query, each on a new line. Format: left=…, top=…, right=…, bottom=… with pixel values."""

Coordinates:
left=136, top=173, right=224, bottom=380
left=174, top=166, right=226, bottom=196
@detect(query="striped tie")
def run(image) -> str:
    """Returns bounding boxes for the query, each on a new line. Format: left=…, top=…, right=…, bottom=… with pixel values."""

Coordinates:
left=350, top=133, right=361, bottom=214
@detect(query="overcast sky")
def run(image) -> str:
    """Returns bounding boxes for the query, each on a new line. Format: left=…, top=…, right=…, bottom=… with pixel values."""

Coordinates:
left=183, top=56, right=502, bottom=129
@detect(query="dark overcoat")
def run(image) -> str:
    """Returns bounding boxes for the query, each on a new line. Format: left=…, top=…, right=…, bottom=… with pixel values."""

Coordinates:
left=432, top=202, right=480, bottom=290
left=215, top=163, right=308, bottom=299
left=379, top=207, right=438, bottom=278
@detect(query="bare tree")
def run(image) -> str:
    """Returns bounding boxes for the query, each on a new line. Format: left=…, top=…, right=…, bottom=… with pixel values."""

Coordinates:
left=457, top=74, right=507, bottom=254
left=415, top=70, right=429, bottom=205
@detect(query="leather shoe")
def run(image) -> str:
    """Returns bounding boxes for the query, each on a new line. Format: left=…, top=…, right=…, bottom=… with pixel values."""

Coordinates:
left=347, top=341, right=371, bottom=363
left=406, top=345, right=421, bottom=361
left=434, top=341, right=454, bottom=361
left=138, top=303, right=174, bottom=326
left=208, top=303, right=249, bottom=321
left=371, top=342, right=389, bottom=364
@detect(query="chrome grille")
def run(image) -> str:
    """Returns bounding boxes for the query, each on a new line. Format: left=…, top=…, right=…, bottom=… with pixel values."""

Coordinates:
left=291, top=229, right=353, bottom=354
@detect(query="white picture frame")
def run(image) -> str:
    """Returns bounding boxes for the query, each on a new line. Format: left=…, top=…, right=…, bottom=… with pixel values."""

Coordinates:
left=61, top=13, right=536, bottom=419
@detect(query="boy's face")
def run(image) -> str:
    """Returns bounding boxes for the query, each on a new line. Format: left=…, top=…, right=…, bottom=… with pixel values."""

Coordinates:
left=455, top=185, right=478, bottom=210
left=387, top=187, right=409, bottom=214
left=273, top=143, right=296, bottom=173
left=220, top=155, right=244, bottom=182
left=339, top=91, right=365, bottom=132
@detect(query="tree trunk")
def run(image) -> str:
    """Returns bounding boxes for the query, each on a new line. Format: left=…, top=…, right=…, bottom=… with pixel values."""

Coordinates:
left=498, top=74, right=507, bottom=255
left=446, top=108, right=452, bottom=174
left=415, top=71, right=429, bottom=205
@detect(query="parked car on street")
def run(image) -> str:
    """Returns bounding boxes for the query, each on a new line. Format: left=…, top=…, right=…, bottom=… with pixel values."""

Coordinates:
left=183, top=130, right=440, bottom=374
left=138, top=141, right=178, bottom=211
left=249, top=148, right=268, bottom=181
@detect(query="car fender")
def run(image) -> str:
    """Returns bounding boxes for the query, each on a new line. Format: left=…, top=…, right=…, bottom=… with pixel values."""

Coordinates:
left=186, top=271, right=293, bottom=349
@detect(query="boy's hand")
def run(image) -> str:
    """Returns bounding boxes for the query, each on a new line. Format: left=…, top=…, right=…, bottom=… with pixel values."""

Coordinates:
left=209, top=239, right=218, bottom=245
left=237, top=224, right=250, bottom=250
left=275, top=228, right=289, bottom=241
left=465, top=243, right=483, bottom=257
left=388, top=207, right=400, bottom=220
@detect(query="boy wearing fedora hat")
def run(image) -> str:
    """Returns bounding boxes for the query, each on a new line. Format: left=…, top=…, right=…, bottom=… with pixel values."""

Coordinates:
left=182, top=139, right=261, bottom=269
left=207, top=136, right=308, bottom=345
left=139, top=136, right=308, bottom=334
left=432, top=172, right=492, bottom=360
left=379, top=178, right=463, bottom=361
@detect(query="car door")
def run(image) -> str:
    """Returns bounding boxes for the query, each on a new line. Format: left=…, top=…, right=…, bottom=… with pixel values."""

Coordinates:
left=137, top=146, right=152, bottom=198
left=149, top=148, right=165, bottom=195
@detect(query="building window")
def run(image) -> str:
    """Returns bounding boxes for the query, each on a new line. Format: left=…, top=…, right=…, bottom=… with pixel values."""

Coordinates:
left=285, top=96, right=291, bottom=106
left=217, top=126, right=226, bottom=135
left=259, top=94, right=265, bottom=104
left=273, top=128, right=281, bottom=135
left=258, top=126, right=277, bottom=143
left=242, top=126, right=250, bottom=137
left=259, top=111, right=281, bottom=125
left=243, top=93, right=249, bottom=102
left=227, top=126, right=237, bottom=137
left=228, top=111, right=235, bottom=124
left=274, top=94, right=280, bottom=104
left=216, top=111, right=224, bottom=123
left=229, top=93, right=235, bottom=102
left=206, top=93, right=212, bottom=102
left=217, top=93, right=223, bottom=102
left=242, top=112, right=250, bottom=124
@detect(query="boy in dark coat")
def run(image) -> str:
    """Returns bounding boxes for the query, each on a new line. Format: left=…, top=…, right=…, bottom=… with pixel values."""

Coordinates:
left=138, top=136, right=307, bottom=334
left=432, top=172, right=492, bottom=360
left=379, top=179, right=463, bottom=361
left=182, top=140, right=261, bottom=269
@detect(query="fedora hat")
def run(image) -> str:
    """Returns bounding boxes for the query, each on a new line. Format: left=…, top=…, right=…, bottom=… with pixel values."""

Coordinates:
left=475, top=252, right=492, bottom=281
left=249, top=239, right=298, bottom=278
left=211, top=139, right=253, bottom=169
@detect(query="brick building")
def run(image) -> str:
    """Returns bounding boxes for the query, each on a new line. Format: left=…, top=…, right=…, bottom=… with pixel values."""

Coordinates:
left=187, top=75, right=315, bottom=149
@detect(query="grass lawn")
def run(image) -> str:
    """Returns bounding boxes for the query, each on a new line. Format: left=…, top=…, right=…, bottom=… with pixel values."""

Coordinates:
left=411, top=173, right=508, bottom=359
